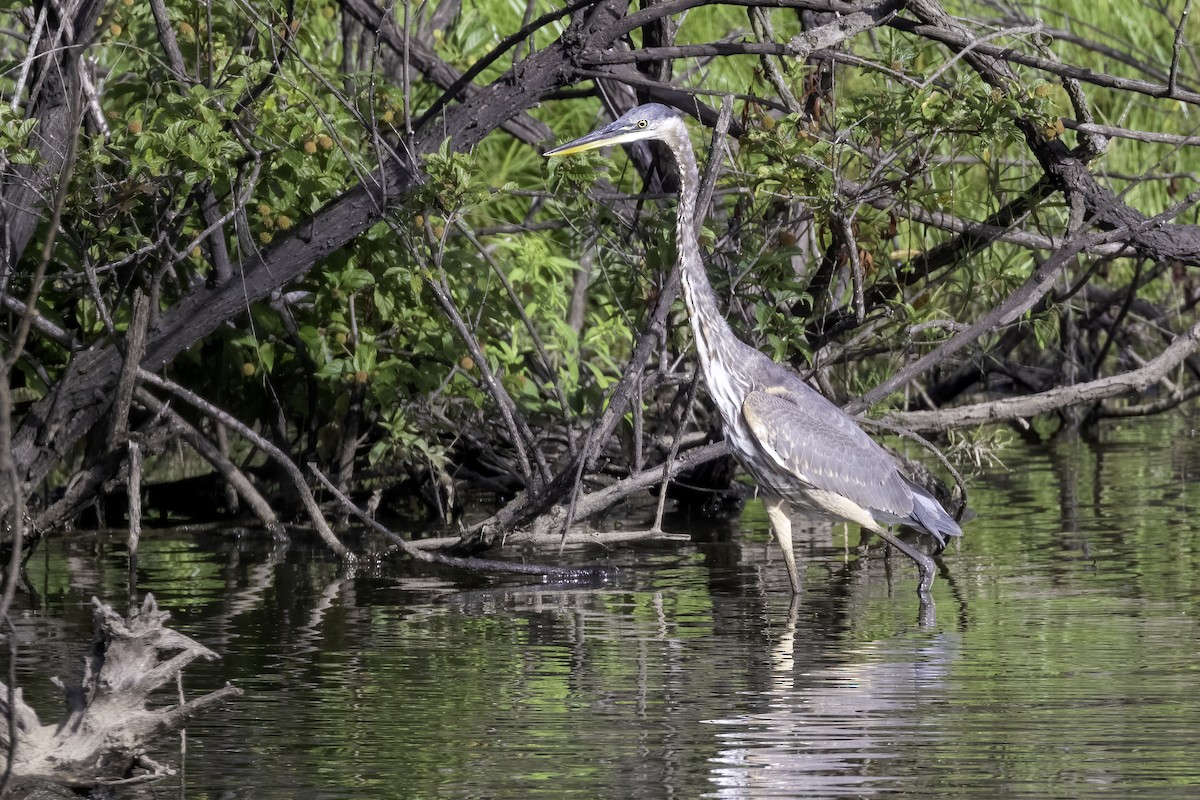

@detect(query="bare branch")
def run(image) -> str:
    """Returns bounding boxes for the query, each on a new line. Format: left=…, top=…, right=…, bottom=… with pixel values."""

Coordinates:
left=310, top=463, right=614, bottom=580
left=136, top=370, right=351, bottom=559
left=885, top=321, right=1200, bottom=431
left=1169, top=0, right=1194, bottom=96
left=134, top=389, right=287, bottom=539
left=847, top=223, right=1136, bottom=415
left=1062, top=119, right=1200, bottom=148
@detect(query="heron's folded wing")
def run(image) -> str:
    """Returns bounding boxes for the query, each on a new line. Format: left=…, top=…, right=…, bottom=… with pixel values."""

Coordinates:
left=741, top=388, right=914, bottom=518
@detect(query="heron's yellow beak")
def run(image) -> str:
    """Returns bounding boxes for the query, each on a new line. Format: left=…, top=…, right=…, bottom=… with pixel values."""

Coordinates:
left=545, top=124, right=647, bottom=157
left=544, top=139, right=608, bottom=157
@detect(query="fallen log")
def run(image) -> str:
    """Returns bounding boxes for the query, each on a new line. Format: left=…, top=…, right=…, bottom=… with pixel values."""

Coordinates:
left=1, top=594, right=241, bottom=793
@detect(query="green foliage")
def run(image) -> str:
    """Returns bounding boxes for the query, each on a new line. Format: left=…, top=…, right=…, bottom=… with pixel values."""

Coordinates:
left=420, top=139, right=498, bottom=213
left=8, top=0, right=1199, bottom=497
left=0, top=105, right=40, bottom=164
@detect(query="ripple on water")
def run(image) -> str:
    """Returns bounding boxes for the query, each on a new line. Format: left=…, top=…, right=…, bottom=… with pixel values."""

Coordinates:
left=8, top=417, right=1200, bottom=799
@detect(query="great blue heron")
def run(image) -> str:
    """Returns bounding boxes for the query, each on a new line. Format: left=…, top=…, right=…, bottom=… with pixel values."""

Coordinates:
left=546, top=103, right=962, bottom=596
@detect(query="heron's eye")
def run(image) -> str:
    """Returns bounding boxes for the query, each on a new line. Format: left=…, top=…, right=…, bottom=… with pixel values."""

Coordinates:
left=637, top=119, right=648, bottom=129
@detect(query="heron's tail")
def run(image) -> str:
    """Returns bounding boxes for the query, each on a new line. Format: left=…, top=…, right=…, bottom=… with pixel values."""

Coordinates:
left=904, top=479, right=963, bottom=548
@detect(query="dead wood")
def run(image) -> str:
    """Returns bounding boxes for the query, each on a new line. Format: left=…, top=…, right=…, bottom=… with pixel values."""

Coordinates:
left=0, top=594, right=240, bottom=791
left=0, top=1, right=105, bottom=276
left=411, top=529, right=694, bottom=550
left=311, top=463, right=627, bottom=581
left=136, top=370, right=349, bottom=559
left=883, top=320, right=1200, bottom=432
left=134, top=390, right=287, bottom=538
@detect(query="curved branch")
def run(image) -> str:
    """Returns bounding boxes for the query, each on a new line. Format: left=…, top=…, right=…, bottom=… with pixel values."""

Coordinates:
left=310, top=464, right=614, bottom=580
left=337, top=0, right=551, bottom=144
left=883, top=321, right=1200, bottom=431
left=136, top=371, right=350, bottom=559
left=903, top=0, right=1200, bottom=267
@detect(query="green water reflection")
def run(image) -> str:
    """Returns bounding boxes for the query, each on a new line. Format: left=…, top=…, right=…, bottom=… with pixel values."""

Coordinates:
left=10, top=416, right=1200, bottom=798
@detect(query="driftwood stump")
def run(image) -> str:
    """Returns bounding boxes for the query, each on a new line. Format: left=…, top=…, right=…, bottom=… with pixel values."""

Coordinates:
left=1, top=594, right=241, bottom=791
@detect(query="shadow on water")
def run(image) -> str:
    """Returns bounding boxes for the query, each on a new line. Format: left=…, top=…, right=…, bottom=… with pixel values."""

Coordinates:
left=7, top=415, right=1200, bottom=798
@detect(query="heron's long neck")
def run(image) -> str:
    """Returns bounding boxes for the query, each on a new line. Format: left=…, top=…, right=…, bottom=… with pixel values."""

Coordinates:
left=667, top=135, right=724, bottom=334
left=665, top=130, right=750, bottom=417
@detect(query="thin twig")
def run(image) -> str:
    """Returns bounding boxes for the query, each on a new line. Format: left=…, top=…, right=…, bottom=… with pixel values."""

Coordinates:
left=454, top=221, right=576, bottom=453
left=137, top=370, right=351, bottom=559
left=309, top=464, right=609, bottom=580
left=1169, top=0, right=1194, bottom=96
left=9, top=5, right=47, bottom=111
left=885, top=320, right=1200, bottom=431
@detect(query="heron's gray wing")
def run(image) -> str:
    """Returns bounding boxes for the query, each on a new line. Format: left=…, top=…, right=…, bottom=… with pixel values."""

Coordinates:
left=741, top=387, right=914, bottom=518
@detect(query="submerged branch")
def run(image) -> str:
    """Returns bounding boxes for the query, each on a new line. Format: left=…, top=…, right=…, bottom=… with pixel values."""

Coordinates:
left=309, top=463, right=613, bottom=581
left=137, top=370, right=349, bottom=559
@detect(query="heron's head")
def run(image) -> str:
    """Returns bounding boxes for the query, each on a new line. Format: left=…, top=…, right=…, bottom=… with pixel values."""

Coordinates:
left=544, top=103, right=684, bottom=157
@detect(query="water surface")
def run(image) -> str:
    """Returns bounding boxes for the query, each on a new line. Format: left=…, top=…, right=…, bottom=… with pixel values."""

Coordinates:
left=10, top=416, right=1200, bottom=798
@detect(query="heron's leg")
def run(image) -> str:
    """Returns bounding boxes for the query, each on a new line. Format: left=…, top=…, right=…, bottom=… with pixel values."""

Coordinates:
left=870, top=527, right=936, bottom=593
left=764, top=496, right=802, bottom=594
